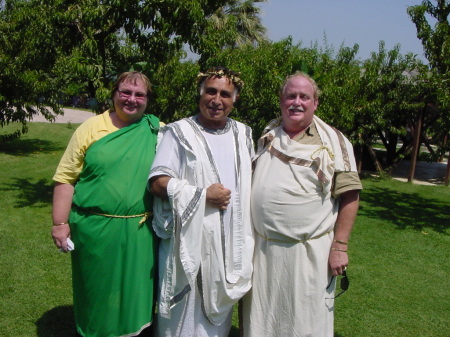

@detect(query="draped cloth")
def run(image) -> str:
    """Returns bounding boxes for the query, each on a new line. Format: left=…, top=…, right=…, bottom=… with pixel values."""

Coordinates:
left=150, top=117, right=254, bottom=336
left=243, top=115, right=358, bottom=337
left=69, top=115, right=160, bottom=337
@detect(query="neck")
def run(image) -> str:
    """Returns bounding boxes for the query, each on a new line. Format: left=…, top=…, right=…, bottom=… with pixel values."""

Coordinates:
left=196, top=115, right=227, bottom=130
left=282, top=126, right=306, bottom=139
left=110, top=111, right=137, bottom=128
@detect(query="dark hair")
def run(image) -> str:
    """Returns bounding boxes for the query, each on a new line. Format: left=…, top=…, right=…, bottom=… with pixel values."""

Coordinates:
left=197, top=66, right=244, bottom=94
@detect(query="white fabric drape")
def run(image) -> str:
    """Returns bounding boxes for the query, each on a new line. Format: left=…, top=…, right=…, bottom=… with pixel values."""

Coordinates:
left=243, top=116, right=357, bottom=337
left=150, top=117, right=254, bottom=336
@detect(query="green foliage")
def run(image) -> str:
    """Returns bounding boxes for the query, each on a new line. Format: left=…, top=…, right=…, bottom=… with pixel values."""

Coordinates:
left=149, top=38, right=298, bottom=132
left=150, top=58, right=200, bottom=123
left=175, top=39, right=438, bottom=175
left=1, top=0, right=447, bottom=175
left=204, top=0, right=268, bottom=51
left=146, top=37, right=443, bottom=175
left=408, top=0, right=450, bottom=157
left=205, top=38, right=301, bottom=135
left=0, top=0, right=267, bottom=137
left=0, top=0, right=86, bottom=133
left=407, top=0, right=450, bottom=75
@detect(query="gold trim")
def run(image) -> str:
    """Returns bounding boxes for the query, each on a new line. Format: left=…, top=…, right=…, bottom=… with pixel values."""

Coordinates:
left=75, top=206, right=152, bottom=226
left=332, top=127, right=351, bottom=171
left=333, top=239, right=348, bottom=245
left=268, top=143, right=330, bottom=184
left=331, top=247, right=348, bottom=253
left=53, top=222, right=69, bottom=226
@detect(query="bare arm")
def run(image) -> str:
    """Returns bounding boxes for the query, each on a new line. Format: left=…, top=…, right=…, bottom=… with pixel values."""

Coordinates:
left=150, top=175, right=171, bottom=199
left=150, top=176, right=231, bottom=210
left=51, top=182, right=74, bottom=251
left=328, top=189, right=360, bottom=276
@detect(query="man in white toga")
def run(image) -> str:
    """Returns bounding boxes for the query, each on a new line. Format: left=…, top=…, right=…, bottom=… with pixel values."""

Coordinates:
left=149, top=67, right=254, bottom=337
left=243, top=71, right=362, bottom=337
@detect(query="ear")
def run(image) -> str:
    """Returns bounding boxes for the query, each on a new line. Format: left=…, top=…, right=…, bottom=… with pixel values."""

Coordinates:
left=233, top=94, right=240, bottom=103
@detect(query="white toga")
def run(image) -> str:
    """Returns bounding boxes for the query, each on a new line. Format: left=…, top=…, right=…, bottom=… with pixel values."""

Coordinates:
left=150, top=116, right=254, bottom=337
left=243, top=116, right=359, bottom=337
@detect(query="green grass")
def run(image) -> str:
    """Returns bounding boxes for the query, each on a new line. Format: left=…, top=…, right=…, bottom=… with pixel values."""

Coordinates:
left=334, top=178, right=449, bottom=337
left=1, top=123, right=449, bottom=337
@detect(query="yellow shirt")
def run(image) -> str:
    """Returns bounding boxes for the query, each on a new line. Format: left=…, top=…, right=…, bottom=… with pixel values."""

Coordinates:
left=53, top=111, right=118, bottom=185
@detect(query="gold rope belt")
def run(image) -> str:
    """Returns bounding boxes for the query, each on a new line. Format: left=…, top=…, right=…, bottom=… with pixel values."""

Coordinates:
left=254, top=227, right=334, bottom=243
left=74, top=205, right=152, bottom=226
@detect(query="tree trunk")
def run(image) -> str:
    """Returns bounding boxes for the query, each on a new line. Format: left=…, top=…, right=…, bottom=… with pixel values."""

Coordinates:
left=366, top=144, right=384, bottom=174
left=439, top=134, right=448, bottom=162
left=408, top=108, right=423, bottom=183
left=355, top=144, right=363, bottom=173
left=445, top=151, right=450, bottom=186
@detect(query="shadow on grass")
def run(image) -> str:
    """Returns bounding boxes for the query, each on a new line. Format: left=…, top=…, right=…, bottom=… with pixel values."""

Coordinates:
left=359, top=185, right=449, bottom=234
left=0, top=138, right=64, bottom=156
left=228, top=326, right=345, bottom=336
left=35, top=308, right=345, bottom=337
left=1, top=178, right=53, bottom=207
left=228, top=326, right=240, bottom=336
left=36, top=305, right=78, bottom=337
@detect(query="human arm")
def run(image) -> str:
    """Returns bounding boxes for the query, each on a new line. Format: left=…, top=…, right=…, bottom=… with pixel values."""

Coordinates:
left=51, top=182, right=74, bottom=252
left=328, top=189, right=360, bottom=276
left=150, top=175, right=171, bottom=199
left=150, top=175, right=231, bottom=210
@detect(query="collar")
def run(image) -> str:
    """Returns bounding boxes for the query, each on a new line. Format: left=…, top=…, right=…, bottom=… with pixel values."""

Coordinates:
left=193, top=115, right=231, bottom=135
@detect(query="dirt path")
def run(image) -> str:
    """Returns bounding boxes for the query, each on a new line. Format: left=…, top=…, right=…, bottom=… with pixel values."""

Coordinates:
left=391, top=161, right=447, bottom=186
left=29, top=108, right=96, bottom=124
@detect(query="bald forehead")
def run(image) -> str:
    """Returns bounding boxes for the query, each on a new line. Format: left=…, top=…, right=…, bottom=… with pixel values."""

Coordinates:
left=287, top=75, right=313, bottom=88
left=283, top=76, right=315, bottom=95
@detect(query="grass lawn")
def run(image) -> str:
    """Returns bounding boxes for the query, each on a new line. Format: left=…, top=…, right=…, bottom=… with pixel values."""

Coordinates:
left=1, top=122, right=449, bottom=337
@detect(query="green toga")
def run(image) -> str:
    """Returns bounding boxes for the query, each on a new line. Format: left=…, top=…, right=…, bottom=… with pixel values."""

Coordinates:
left=69, top=115, right=159, bottom=337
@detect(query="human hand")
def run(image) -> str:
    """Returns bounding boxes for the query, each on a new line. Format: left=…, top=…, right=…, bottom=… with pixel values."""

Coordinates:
left=328, top=248, right=348, bottom=276
left=206, top=183, right=231, bottom=210
left=51, top=224, right=71, bottom=252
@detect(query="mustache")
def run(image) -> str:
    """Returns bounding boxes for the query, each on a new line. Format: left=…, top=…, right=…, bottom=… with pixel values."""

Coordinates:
left=288, top=105, right=305, bottom=112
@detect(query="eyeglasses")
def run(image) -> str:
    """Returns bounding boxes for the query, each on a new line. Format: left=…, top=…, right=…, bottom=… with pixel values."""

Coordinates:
left=326, top=270, right=349, bottom=299
left=117, top=89, right=147, bottom=100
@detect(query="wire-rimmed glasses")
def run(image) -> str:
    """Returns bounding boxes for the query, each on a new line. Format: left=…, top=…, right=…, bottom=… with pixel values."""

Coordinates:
left=117, top=89, right=147, bottom=100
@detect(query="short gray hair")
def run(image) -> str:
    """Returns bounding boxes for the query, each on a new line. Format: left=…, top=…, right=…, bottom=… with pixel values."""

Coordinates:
left=279, top=71, right=321, bottom=100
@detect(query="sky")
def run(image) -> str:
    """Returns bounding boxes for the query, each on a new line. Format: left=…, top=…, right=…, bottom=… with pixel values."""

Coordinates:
left=257, top=0, right=428, bottom=62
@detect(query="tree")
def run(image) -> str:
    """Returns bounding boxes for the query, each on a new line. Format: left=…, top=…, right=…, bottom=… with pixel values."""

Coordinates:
left=203, top=38, right=305, bottom=136
left=201, top=39, right=433, bottom=175
left=208, top=0, right=268, bottom=48
left=355, top=43, right=432, bottom=175
left=0, top=0, right=74, bottom=139
left=150, top=56, right=200, bottom=124
left=0, top=0, right=267, bottom=140
left=408, top=0, right=450, bottom=184
left=408, top=0, right=450, bottom=74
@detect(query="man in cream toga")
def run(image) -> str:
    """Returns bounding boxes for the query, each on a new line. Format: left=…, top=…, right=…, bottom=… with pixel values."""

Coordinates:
left=149, top=67, right=254, bottom=337
left=243, top=72, right=362, bottom=336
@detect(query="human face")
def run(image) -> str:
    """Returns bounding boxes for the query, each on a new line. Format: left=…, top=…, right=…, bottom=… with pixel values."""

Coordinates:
left=113, top=79, right=148, bottom=125
left=280, top=76, right=318, bottom=134
left=198, top=76, right=236, bottom=129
